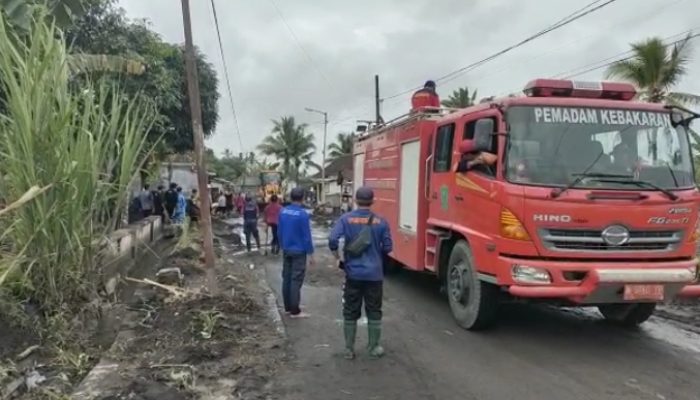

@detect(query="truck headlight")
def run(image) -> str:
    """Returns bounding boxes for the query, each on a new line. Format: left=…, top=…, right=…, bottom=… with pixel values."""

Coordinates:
left=512, top=265, right=551, bottom=284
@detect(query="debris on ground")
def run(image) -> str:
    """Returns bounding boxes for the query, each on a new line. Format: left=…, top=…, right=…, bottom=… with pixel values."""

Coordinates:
left=92, top=227, right=286, bottom=399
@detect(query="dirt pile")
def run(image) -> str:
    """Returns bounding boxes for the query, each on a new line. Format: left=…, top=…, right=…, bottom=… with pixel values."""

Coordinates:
left=98, top=237, right=286, bottom=399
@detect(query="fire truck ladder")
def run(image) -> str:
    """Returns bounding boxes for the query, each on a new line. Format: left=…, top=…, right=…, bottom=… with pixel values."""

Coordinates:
left=425, top=227, right=451, bottom=272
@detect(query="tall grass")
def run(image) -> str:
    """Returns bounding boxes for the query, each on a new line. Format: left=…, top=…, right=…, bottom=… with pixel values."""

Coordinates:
left=0, top=14, right=157, bottom=313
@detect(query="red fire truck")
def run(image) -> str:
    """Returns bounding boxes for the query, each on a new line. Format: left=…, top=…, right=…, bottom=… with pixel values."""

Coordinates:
left=353, top=79, right=700, bottom=330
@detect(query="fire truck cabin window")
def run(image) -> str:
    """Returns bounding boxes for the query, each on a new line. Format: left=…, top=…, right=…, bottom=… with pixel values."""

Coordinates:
left=434, top=123, right=455, bottom=172
left=505, top=106, right=694, bottom=189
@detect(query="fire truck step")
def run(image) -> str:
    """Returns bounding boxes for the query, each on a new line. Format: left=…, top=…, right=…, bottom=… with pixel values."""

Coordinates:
left=427, top=228, right=448, bottom=237
left=426, top=246, right=437, bottom=254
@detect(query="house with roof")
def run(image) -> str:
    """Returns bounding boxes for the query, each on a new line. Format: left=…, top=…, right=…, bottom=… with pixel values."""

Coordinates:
left=310, top=154, right=353, bottom=208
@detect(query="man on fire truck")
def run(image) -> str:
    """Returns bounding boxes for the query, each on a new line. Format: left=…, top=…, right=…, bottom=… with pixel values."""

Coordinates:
left=411, top=80, right=440, bottom=112
left=456, top=139, right=497, bottom=173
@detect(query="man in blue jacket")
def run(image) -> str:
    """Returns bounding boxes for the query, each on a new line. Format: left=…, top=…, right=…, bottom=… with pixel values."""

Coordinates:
left=329, top=187, right=393, bottom=360
left=278, top=187, right=314, bottom=318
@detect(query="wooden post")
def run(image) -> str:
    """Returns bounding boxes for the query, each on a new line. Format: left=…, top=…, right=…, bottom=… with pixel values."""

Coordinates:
left=180, top=0, right=217, bottom=291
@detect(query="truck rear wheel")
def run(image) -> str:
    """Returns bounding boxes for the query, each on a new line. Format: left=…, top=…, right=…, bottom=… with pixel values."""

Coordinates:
left=598, top=303, right=656, bottom=327
left=446, top=240, right=499, bottom=330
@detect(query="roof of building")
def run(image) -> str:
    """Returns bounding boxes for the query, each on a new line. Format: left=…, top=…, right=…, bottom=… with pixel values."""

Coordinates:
left=311, top=154, right=352, bottom=180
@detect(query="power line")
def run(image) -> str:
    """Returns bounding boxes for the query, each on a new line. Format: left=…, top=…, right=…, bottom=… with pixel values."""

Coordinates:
left=209, top=0, right=244, bottom=151
left=268, top=0, right=336, bottom=92
left=382, top=0, right=620, bottom=101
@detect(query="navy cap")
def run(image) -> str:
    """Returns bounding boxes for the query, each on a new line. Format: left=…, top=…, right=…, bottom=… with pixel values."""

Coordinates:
left=290, top=187, right=305, bottom=201
left=355, top=187, right=374, bottom=202
left=424, top=80, right=436, bottom=88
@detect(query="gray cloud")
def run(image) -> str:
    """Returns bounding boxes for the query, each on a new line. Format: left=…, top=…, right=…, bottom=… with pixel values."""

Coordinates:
left=120, top=0, right=700, bottom=159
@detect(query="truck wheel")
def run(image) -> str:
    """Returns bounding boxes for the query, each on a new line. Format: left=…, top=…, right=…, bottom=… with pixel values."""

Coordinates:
left=446, top=240, right=499, bottom=330
left=598, top=303, right=656, bottom=327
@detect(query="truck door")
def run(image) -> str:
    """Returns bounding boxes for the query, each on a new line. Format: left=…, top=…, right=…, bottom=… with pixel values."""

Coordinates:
left=428, top=123, right=456, bottom=221
left=453, top=116, right=501, bottom=244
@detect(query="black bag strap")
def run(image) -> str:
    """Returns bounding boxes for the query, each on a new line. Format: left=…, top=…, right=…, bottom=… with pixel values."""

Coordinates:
left=367, top=213, right=374, bottom=226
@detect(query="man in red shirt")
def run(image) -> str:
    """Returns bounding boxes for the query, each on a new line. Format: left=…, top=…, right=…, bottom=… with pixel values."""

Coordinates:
left=411, top=80, right=440, bottom=112
left=263, top=194, right=283, bottom=254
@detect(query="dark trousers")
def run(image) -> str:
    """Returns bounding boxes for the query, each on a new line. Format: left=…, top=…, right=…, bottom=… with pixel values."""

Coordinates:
left=343, top=279, right=383, bottom=321
left=268, top=223, right=279, bottom=252
left=282, top=252, right=307, bottom=314
left=244, top=222, right=260, bottom=251
left=142, top=209, right=152, bottom=219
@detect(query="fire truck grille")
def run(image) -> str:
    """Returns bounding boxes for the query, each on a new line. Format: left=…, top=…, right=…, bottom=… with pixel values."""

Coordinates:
left=540, top=229, right=682, bottom=252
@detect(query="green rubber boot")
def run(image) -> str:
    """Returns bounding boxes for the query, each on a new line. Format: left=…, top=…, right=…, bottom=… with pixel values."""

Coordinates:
left=367, top=319, right=384, bottom=359
left=343, top=320, right=357, bottom=360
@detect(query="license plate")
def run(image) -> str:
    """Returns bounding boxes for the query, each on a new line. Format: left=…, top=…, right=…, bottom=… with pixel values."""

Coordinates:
left=623, top=284, right=664, bottom=301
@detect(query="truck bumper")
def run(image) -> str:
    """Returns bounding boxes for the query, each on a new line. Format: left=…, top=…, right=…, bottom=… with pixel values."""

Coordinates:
left=501, top=256, right=700, bottom=303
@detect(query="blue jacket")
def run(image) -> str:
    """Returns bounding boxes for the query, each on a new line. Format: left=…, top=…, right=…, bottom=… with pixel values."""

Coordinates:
left=243, top=200, right=258, bottom=224
left=278, top=204, right=314, bottom=254
left=328, top=209, right=392, bottom=281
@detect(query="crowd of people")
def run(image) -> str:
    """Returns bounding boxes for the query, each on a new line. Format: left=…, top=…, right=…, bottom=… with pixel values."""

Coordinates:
left=131, top=180, right=395, bottom=360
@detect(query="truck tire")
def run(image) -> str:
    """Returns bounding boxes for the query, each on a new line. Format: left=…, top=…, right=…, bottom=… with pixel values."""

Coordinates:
left=598, top=303, right=656, bottom=327
left=446, top=240, right=499, bottom=330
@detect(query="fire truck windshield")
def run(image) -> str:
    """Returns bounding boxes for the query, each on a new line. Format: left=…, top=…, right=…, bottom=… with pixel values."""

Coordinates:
left=505, top=106, right=695, bottom=191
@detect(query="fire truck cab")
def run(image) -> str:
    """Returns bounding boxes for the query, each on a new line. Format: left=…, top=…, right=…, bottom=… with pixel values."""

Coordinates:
left=353, top=79, right=700, bottom=330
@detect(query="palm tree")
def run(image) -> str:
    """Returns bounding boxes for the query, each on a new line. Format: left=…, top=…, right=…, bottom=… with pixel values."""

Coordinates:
left=441, top=87, right=478, bottom=108
left=605, top=35, right=700, bottom=104
left=327, top=132, right=354, bottom=163
left=258, top=116, right=316, bottom=182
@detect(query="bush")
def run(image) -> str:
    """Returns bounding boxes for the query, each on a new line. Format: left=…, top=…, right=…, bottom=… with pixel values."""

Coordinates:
left=0, top=13, right=157, bottom=314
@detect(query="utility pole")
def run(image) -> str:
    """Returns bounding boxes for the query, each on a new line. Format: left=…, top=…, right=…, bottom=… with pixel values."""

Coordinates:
left=180, top=0, right=217, bottom=291
left=305, top=107, right=328, bottom=204
left=374, top=74, right=381, bottom=124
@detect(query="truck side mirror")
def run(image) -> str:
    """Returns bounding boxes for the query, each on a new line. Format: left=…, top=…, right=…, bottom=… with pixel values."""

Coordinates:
left=473, top=119, right=494, bottom=152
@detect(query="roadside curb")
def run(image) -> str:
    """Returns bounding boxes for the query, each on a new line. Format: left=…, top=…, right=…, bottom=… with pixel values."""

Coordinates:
left=258, top=268, right=287, bottom=337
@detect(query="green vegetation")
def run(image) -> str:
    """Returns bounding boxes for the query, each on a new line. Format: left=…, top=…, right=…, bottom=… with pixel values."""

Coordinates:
left=258, top=116, right=317, bottom=182
left=327, top=132, right=354, bottom=163
left=606, top=35, right=700, bottom=105
left=0, top=13, right=156, bottom=314
left=441, top=86, right=478, bottom=108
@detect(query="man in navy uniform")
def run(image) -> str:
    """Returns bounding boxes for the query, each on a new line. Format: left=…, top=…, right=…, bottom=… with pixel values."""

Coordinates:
left=278, top=187, right=314, bottom=318
left=329, top=187, right=393, bottom=359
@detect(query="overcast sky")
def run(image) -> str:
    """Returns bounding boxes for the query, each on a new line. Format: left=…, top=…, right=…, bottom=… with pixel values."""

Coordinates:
left=119, top=0, right=700, bottom=159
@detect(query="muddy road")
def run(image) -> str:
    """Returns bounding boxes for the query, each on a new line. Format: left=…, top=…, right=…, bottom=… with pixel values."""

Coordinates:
left=261, top=224, right=700, bottom=400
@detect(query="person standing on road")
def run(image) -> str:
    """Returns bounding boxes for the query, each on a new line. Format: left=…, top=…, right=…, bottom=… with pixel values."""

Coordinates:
left=153, top=185, right=165, bottom=222
left=139, top=184, right=154, bottom=219
left=278, top=187, right=314, bottom=318
left=243, top=194, right=261, bottom=252
left=172, top=186, right=187, bottom=224
left=263, top=194, right=282, bottom=254
left=164, top=183, right=178, bottom=222
left=329, top=187, right=393, bottom=360
left=217, top=192, right=227, bottom=215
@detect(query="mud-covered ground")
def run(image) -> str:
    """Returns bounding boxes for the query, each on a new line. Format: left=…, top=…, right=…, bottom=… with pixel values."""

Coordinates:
left=262, top=222, right=700, bottom=400
left=92, top=226, right=287, bottom=400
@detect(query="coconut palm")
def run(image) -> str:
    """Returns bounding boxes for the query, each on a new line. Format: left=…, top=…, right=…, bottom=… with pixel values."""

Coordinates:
left=605, top=35, right=700, bottom=105
left=258, top=116, right=316, bottom=182
left=441, top=87, right=478, bottom=108
left=327, top=132, right=354, bottom=163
